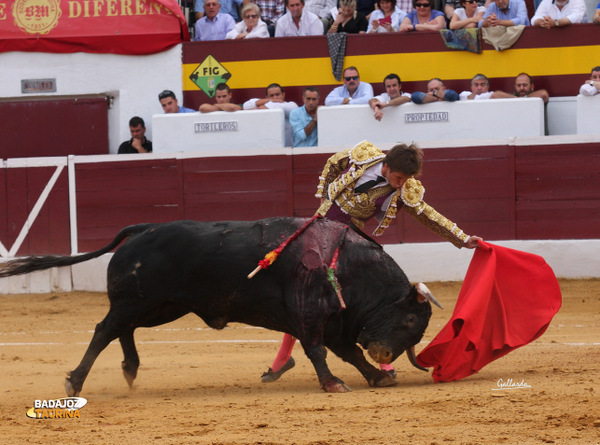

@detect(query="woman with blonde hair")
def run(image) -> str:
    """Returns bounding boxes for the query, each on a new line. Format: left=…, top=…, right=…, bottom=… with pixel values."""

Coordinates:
left=328, top=0, right=369, bottom=33
left=225, top=3, right=270, bottom=39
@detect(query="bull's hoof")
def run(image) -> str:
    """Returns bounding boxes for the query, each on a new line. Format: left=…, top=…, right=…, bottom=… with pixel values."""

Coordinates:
left=121, top=361, right=137, bottom=389
left=261, top=357, right=295, bottom=383
left=65, top=373, right=80, bottom=397
left=371, top=371, right=397, bottom=388
left=321, top=379, right=352, bottom=393
left=383, top=368, right=397, bottom=379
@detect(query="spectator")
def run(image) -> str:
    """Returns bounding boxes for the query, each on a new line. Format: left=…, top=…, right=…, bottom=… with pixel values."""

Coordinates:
left=397, top=0, right=415, bottom=14
left=254, top=0, right=286, bottom=36
left=594, top=3, right=600, bottom=24
left=290, top=87, right=320, bottom=147
left=324, top=66, right=374, bottom=105
left=275, top=0, right=324, bottom=36
left=531, top=0, right=587, bottom=28
left=243, top=83, right=298, bottom=146
left=158, top=90, right=197, bottom=113
left=195, top=0, right=246, bottom=22
left=194, top=0, right=236, bottom=41
left=328, top=0, right=369, bottom=33
left=450, top=0, right=487, bottom=28
left=479, top=0, right=530, bottom=27
left=226, top=3, right=270, bottom=38
left=305, top=0, right=337, bottom=30
left=579, top=66, right=600, bottom=96
left=118, top=117, right=152, bottom=154
left=492, top=73, right=550, bottom=103
left=367, top=0, right=407, bottom=32
left=459, top=73, right=495, bottom=100
left=411, top=77, right=460, bottom=103
left=357, top=0, right=378, bottom=16
left=369, top=73, right=411, bottom=120
left=445, top=0, right=490, bottom=22
left=199, top=84, right=243, bottom=112
left=399, top=0, right=446, bottom=31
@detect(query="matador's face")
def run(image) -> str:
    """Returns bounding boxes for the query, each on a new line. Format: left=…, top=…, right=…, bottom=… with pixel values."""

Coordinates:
left=381, top=164, right=410, bottom=189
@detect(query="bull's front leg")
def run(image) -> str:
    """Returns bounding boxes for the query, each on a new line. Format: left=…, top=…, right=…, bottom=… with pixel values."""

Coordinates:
left=328, top=342, right=396, bottom=388
left=301, top=342, right=351, bottom=393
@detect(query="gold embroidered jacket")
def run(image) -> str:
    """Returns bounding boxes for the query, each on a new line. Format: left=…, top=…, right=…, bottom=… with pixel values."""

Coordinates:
left=314, top=141, right=470, bottom=248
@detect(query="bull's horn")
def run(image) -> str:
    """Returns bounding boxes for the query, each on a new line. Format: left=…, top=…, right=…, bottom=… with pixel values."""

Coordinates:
left=406, top=346, right=428, bottom=372
left=416, top=282, right=443, bottom=309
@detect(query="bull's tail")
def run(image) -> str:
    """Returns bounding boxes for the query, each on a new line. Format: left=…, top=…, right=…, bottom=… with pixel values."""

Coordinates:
left=0, top=223, right=156, bottom=278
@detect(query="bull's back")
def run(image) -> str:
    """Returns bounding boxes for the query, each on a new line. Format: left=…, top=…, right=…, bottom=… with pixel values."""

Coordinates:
left=106, top=218, right=312, bottom=326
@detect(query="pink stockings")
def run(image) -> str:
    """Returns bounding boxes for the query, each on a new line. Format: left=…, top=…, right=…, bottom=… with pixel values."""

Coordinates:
left=270, top=333, right=395, bottom=373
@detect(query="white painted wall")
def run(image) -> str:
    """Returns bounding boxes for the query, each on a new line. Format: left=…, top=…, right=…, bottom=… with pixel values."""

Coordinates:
left=318, top=99, right=545, bottom=147
left=0, top=46, right=184, bottom=154
left=152, top=109, right=286, bottom=152
left=576, top=94, right=600, bottom=135
left=547, top=96, right=577, bottom=136
left=1, top=239, right=598, bottom=294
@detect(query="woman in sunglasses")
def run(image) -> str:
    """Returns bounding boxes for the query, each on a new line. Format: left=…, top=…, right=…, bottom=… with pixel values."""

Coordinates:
left=367, top=0, right=407, bottom=33
left=449, top=0, right=486, bottom=28
left=399, top=0, right=446, bottom=31
left=225, top=3, right=270, bottom=39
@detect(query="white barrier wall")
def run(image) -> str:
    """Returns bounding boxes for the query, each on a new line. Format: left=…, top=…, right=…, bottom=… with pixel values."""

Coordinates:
left=576, top=94, right=600, bottom=135
left=0, top=47, right=183, bottom=154
left=152, top=109, right=286, bottom=152
left=547, top=97, right=577, bottom=136
left=318, top=99, right=545, bottom=146
left=2, top=239, right=599, bottom=294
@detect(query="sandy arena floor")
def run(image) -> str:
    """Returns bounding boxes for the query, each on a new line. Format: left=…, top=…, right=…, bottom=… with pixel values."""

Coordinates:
left=1, top=279, right=599, bottom=445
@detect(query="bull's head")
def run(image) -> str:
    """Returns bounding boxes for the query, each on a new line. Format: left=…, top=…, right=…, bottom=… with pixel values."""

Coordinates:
left=357, top=283, right=439, bottom=372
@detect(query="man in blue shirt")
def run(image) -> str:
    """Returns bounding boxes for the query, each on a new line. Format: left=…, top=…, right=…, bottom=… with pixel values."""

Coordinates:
left=195, top=0, right=245, bottom=22
left=158, top=90, right=197, bottom=113
left=479, top=0, right=530, bottom=27
left=290, top=87, right=320, bottom=147
left=324, top=66, right=374, bottom=106
left=194, top=0, right=236, bottom=41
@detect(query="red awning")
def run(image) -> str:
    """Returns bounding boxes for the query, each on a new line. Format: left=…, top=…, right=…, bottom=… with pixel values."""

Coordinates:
left=0, top=0, right=190, bottom=55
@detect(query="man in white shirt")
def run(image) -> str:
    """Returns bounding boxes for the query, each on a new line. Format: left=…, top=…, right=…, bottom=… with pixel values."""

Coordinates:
left=459, top=73, right=495, bottom=100
left=531, top=0, right=587, bottom=28
left=275, top=0, right=325, bottom=36
left=579, top=66, right=600, bottom=96
left=243, top=83, right=299, bottom=146
left=368, top=73, right=411, bottom=121
left=324, top=66, right=374, bottom=105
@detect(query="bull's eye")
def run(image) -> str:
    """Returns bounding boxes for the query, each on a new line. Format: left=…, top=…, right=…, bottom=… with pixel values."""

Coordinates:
left=405, top=314, right=416, bottom=325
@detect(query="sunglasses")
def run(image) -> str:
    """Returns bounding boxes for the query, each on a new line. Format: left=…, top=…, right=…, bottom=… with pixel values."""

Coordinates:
left=415, top=2, right=430, bottom=6
left=344, top=76, right=359, bottom=81
left=463, top=0, right=477, bottom=3
left=245, top=14, right=259, bottom=18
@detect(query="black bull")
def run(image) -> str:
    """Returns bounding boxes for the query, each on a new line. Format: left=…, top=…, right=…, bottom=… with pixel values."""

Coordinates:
left=0, top=217, right=434, bottom=394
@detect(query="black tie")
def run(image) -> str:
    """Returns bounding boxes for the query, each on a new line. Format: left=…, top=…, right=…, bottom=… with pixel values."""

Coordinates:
left=355, top=175, right=386, bottom=194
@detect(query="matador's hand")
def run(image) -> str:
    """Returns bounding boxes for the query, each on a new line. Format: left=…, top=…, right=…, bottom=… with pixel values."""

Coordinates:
left=465, top=235, right=482, bottom=249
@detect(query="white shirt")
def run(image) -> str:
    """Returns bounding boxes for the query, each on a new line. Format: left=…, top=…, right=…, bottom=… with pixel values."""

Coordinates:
left=453, top=5, right=486, bottom=20
left=367, top=9, right=406, bottom=32
left=226, top=19, right=270, bottom=39
left=579, top=81, right=600, bottom=96
left=304, top=0, right=337, bottom=19
left=531, top=0, right=588, bottom=24
left=274, top=9, right=324, bottom=36
left=459, top=90, right=494, bottom=100
left=373, top=92, right=412, bottom=103
left=243, top=99, right=299, bottom=146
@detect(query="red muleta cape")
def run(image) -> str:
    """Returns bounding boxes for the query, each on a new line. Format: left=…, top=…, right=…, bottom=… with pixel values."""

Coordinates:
left=416, top=240, right=562, bottom=382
